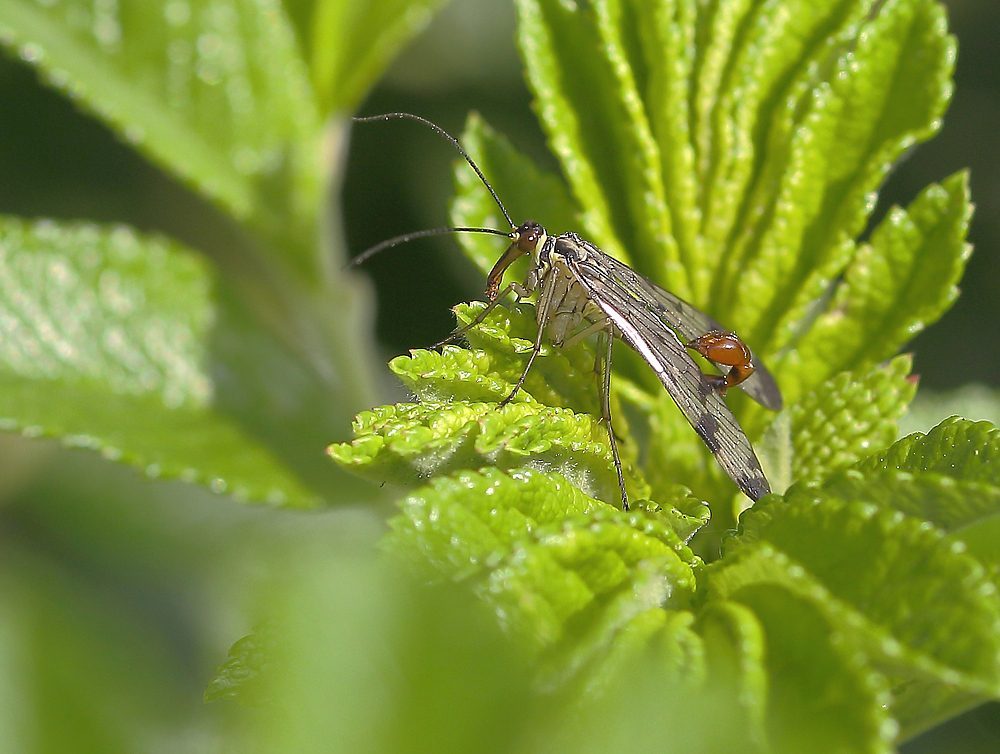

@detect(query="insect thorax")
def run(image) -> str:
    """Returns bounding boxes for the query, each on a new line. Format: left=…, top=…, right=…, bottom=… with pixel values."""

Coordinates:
left=538, top=233, right=604, bottom=346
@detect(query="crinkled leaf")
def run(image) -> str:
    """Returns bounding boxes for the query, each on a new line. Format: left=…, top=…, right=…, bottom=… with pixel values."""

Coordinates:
left=0, top=218, right=321, bottom=506
left=856, top=416, right=1000, bottom=486
left=819, top=468, right=1000, bottom=571
left=791, top=171, right=972, bottom=392
left=510, top=0, right=960, bottom=373
left=328, top=401, right=626, bottom=505
left=851, top=417, right=1000, bottom=571
left=382, top=467, right=605, bottom=581
left=791, top=355, right=917, bottom=483
left=453, top=301, right=604, bottom=415
left=393, top=302, right=601, bottom=417
left=0, top=0, right=322, bottom=266
left=732, top=490, right=1000, bottom=736
left=720, top=0, right=958, bottom=362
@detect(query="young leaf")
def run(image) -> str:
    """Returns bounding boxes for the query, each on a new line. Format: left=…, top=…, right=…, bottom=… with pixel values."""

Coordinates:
left=791, top=355, right=918, bottom=483
left=0, top=218, right=323, bottom=506
left=791, top=171, right=972, bottom=393
left=719, top=0, right=958, bottom=357
left=328, top=401, right=626, bottom=505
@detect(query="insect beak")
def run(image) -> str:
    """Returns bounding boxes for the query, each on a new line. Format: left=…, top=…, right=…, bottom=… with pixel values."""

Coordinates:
left=485, top=241, right=527, bottom=299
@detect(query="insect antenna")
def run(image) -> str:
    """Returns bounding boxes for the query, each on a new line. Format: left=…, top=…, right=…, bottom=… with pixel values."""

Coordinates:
left=353, top=112, right=515, bottom=229
left=350, top=226, right=512, bottom=268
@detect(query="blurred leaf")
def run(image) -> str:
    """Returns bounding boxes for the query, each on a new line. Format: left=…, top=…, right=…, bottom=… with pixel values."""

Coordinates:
left=0, top=0, right=322, bottom=267
left=718, top=577, right=895, bottom=754
left=310, top=0, right=450, bottom=115
left=205, top=623, right=276, bottom=705
left=732, top=483, right=1000, bottom=738
left=0, top=543, right=192, bottom=753
left=219, top=536, right=542, bottom=754
left=0, top=218, right=322, bottom=506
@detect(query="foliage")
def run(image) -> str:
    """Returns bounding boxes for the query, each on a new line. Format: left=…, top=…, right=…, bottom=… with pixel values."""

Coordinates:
left=0, top=0, right=992, bottom=751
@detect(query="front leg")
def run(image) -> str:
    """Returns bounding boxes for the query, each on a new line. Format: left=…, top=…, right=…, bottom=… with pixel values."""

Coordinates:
left=498, top=273, right=557, bottom=407
left=434, top=281, right=532, bottom=349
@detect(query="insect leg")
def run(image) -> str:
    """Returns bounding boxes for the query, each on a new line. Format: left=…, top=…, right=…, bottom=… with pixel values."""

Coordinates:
left=560, top=315, right=609, bottom=350
left=597, top=322, right=629, bottom=510
left=433, top=282, right=530, bottom=349
left=498, top=270, right=559, bottom=407
left=497, top=305, right=546, bottom=408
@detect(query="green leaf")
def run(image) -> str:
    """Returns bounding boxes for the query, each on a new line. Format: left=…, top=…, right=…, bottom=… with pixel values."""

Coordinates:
left=451, top=114, right=579, bottom=279
left=0, top=218, right=322, bottom=507
left=310, top=0, right=449, bottom=115
left=453, top=301, right=604, bottom=415
left=204, top=623, right=275, bottom=704
left=851, top=417, right=1000, bottom=570
left=0, top=0, right=322, bottom=265
left=716, top=577, right=895, bottom=754
left=219, top=543, right=540, bottom=753
left=504, top=0, right=966, bottom=419
left=382, top=467, right=700, bottom=668
left=819, top=468, right=1000, bottom=569
left=383, top=468, right=605, bottom=579
left=732, top=490, right=1000, bottom=736
left=790, top=355, right=917, bottom=483
left=791, top=171, right=972, bottom=392
left=857, top=416, right=1000, bottom=485
left=718, top=0, right=958, bottom=359
left=328, top=401, right=625, bottom=505
left=1, top=542, right=199, bottom=752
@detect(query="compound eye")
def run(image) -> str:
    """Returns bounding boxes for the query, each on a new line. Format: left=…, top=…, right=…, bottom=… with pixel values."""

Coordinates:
left=515, top=221, right=544, bottom=252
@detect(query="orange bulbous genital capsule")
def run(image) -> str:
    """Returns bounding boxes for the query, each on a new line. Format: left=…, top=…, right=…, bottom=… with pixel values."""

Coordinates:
left=686, top=330, right=755, bottom=394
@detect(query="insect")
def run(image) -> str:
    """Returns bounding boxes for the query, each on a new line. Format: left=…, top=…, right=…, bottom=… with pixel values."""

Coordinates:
left=352, top=113, right=782, bottom=509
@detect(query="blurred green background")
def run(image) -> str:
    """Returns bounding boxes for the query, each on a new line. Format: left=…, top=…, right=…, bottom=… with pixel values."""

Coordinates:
left=0, top=0, right=997, bottom=750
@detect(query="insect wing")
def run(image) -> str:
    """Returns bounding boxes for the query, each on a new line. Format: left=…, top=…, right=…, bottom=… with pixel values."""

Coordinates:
left=564, top=251, right=771, bottom=502
left=594, top=251, right=783, bottom=411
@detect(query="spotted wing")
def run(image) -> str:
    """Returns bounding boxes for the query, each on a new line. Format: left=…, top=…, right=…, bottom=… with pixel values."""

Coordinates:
left=593, top=249, right=782, bottom=411
left=562, top=252, right=770, bottom=502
